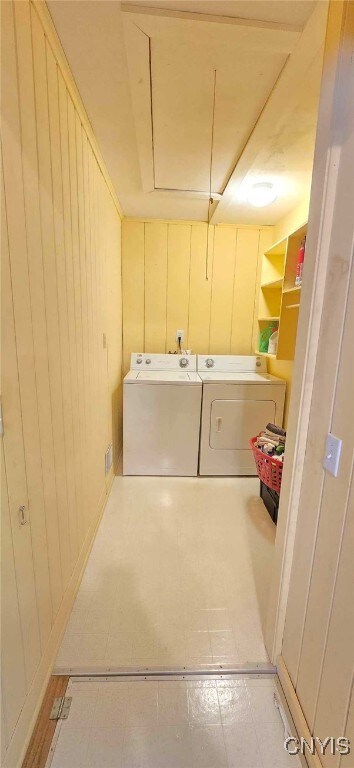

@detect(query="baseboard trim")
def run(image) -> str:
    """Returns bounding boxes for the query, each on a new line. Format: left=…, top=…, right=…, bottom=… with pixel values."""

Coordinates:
left=277, top=655, right=323, bottom=768
left=5, top=475, right=114, bottom=768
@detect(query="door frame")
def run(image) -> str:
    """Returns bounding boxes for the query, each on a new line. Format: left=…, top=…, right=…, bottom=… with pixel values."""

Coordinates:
left=265, top=0, right=352, bottom=663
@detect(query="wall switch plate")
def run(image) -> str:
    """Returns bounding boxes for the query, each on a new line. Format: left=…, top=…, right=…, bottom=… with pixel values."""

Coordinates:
left=323, top=433, right=342, bottom=477
left=176, top=329, right=184, bottom=343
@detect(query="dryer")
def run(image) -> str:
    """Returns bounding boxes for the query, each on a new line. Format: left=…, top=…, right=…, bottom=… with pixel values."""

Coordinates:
left=123, top=353, right=202, bottom=476
left=198, top=355, right=286, bottom=476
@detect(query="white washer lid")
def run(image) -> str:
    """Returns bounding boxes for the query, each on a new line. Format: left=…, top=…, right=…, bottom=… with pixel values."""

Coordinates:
left=198, top=371, right=285, bottom=384
left=124, top=370, right=201, bottom=384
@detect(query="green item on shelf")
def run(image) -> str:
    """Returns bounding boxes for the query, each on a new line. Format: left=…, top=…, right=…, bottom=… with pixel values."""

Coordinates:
left=259, top=322, right=278, bottom=353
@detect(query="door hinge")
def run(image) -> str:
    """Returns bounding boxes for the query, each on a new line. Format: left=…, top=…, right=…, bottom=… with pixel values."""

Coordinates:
left=50, top=696, right=72, bottom=721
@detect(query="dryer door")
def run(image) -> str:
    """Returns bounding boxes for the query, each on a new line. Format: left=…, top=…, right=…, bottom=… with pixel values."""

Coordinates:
left=210, top=399, right=276, bottom=450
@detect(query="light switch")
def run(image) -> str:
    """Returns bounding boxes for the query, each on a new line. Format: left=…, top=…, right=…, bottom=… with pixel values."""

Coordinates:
left=323, top=433, right=342, bottom=477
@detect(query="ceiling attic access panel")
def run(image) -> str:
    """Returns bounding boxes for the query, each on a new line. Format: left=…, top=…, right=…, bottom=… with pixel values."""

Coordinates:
left=122, top=8, right=301, bottom=197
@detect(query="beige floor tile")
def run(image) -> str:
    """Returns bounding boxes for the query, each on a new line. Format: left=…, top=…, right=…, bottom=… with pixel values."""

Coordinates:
left=185, top=630, right=212, bottom=660
left=126, top=682, right=158, bottom=726
left=187, top=686, right=221, bottom=725
left=105, top=632, right=133, bottom=664
left=188, top=724, right=228, bottom=768
left=87, top=726, right=125, bottom=768
left=210, top=630, right=238, bottom=659
left=55, top=475, right=274, bottom=670
left=183, top=608, right=209, bottom=631
left=123, top=725, right=190, bottom=768
left=247, top=684, right=280, bottom=723
left=217, top=684, right=253, bottom=724
left=223, top=722, right=263, bottom=768
left=50, top=728, right=90, bottom=768
left=205, top=609, right=231, bottom=631
left=256, top=719, right=301, bottom=767
left=92, top=685, right=129, bottom=728
left=157, top=683, right=189, bottom=725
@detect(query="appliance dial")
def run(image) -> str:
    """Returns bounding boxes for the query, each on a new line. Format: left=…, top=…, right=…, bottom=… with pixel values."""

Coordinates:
left=179, top=357, right=189, bottom=368
left=205, top=358, right=215, bottom=368
left=136, top=358, right=142, bottom=364
left=145, top=358, right=151, bottom=364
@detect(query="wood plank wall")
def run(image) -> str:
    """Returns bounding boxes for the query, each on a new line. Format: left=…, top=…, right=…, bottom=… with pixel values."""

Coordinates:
left=281, top=3, right=354, bottom=761
left=1, top=2, right=122, bottom=765
left=122, top=219, right=273, bottom=372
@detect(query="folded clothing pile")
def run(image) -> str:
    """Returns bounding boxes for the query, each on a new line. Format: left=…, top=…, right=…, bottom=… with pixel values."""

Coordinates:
left=255, top=422, right=286, bottom=460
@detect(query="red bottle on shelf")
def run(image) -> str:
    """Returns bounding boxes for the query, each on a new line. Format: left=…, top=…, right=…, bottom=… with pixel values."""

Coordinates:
left=295, top=236, right=306, bottom=287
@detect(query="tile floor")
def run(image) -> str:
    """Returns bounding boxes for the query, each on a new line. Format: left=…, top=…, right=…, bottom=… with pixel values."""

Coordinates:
left=48, top=676, right=301, bottom=768
left=55, top=476, right=276, bottom=671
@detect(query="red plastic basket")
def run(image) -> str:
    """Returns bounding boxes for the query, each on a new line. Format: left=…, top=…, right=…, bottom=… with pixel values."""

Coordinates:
left=249, top=436, right=284, bottom=494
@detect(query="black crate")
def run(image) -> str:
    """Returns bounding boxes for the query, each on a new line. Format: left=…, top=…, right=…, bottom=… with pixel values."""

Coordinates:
left=260, top=481, right=279, bottom=525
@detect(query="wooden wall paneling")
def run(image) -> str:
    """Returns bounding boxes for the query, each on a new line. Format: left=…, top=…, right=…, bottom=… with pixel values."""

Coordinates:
left=99, top=176, right=111, bottom=467
left=91, top=145, right=101, bottom=512
left=230, top=228, right=259, bottom=354
left=209, top=225, right=237, bottom=353
left=13, top=0, right=54, bottom=639
left=106, top=190, right=123, bottom=466
left=340, top=680, right=354, bottom=768
left=67, top=92, right=86, bottom=546
left=57, top=68, right=80, bottom=563
left=166, top=223, right=191, bottom=352
left=46, top=37, right=76, bottom=584
left=1, top=686, right=8, bottom=762
left=1, top=444, right=27, bottom=748
left=94, top=161, right=108, bottom=480
left=31, top=9, right=71, bottom=590
left=2, top=2, right=123, bottom=762
left=82, top=130, right=95, bottom=521
left=296, top=257, right=354, bottom=732
left=144, top=222, right=168, bottom=352
left=75, top=112, right=91, bottom=536
left=188, top=224, right=212, bottom=354
left=1, top=149, right=41, bottom=685
left=314, top=472, right=354, bottom=768
left=282, top=94, right=354, bottom=695
left=88, top=145, right=102, bottom=512
left=122, top=220, right=145, bottom=371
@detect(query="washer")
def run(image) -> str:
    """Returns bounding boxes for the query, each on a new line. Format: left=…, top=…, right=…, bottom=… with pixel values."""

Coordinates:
left=123, top=353, right=202, bottom=476
left=198, top=355, right=286, bottom=476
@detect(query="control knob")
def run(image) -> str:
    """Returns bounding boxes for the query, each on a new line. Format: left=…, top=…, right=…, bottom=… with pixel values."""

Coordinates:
left=179, top=357, right=189, bottom=368
left=205, top=358, right=215, bottom=368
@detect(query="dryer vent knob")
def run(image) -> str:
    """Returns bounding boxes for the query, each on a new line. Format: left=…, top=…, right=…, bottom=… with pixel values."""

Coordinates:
left=179, top=357, right=189, bottom=368
left=205, top=358, right=215, bottom=368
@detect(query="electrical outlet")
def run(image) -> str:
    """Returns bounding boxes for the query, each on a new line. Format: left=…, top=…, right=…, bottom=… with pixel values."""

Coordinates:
left=176, top=329, right=184, bottom=343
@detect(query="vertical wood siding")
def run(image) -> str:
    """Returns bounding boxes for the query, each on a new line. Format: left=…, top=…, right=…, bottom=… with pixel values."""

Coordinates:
left=1, top=2, right=122, bottom=763
left=122, top=219, right=273, bottom=371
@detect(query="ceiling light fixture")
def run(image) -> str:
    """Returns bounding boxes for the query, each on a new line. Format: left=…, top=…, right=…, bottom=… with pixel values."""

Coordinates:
left=247, top=182, right=277, bottom=208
